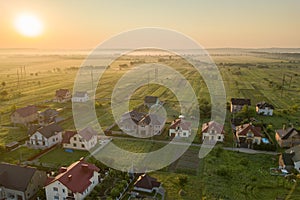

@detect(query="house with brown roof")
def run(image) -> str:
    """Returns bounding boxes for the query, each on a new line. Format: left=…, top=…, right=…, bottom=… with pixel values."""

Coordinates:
left=45, top=158, right=99, bottom=200
left=54, top=89, right=71, bottom=103
left=62, top=127, right=98, bottom=150
left=119, top=110, right=166, bottom=137
left=144, top=96, right=160, bottom=108
left=71, top=91, right=89, bottom=103
left=133, top=174, right=161, bottom=193
left=235, top=123, right=263, bottom=148
left=11, top=105, right=38, bottom=126
left=38, top=108, right=59, bottom=126
left=279, top=145, right=300, bottom=172
left=0, top=163, right=47, bottom=200
left=256, top=101, right=274, bottom=116
left=275, top=127, right=300, bottom=148
left=230, top=98, right=251, bottom=113
left=202, top=121, right=225, bottom=143
left=28, top=123, right=63, bottom=149
left=169, top=116, right=192, bottom=138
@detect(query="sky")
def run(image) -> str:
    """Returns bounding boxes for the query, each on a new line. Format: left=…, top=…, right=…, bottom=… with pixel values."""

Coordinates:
left=1, top=0, right=300, bottom=49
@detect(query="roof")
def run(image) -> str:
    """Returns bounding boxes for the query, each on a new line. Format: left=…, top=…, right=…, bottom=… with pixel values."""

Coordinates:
left=236, top=123, right=262, bottom=137
left=282, top=153, right=295, bottom=166
left=46, top=159, right=99, bottom=193
left=256, top=101, right=274, bottom=109
left=276, top=127, right=300, bottom=140
left=134, top=174, right=161, bottom=190
left=78, top=127, right=98, bottom=141
left=201, top=121, right=224, bottom=134
left=144, top=96, right=159, bottom=104
left=62, top=131, right=77, bottom=144
left=286, top=145, right=300, bottom=162
left=34, top=123, right=63, bottom=138
left=73, top=91, right=88, bottom=98
left=0, top=163, right=37, bottom=192
left=39, top=109, right=58, bottom=123
left=56, top=89, right=70, bottom=97
left=122, top=110, right=165, bottom=126
left=231, top=98, right=251, bottom=106
left=170, top=119, right=192, bottom=131
left=13, top=105, right=37, bottom=117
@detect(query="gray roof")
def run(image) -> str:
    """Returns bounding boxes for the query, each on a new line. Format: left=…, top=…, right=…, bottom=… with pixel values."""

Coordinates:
left=36, top=123, right=63, bottom=138
left=0, top=163, right=37, bottom=192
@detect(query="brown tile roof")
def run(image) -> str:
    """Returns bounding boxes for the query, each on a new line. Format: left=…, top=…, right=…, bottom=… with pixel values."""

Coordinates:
left=201, top=121, right=224, bottom=134
left=170, top=119, right=192, bottom=131
left=78, top=127, right=98, bottom=141
left=231, top=98, right=251, bottom=106
left=13, top=105, right=37, bottom=117
left=0, top=163, right=37, bottom=192
left=56, top=89, right=70, bottom=97
left=134, top=174, right=161, bottom=190
left=256, top=101, right=274, bottom=109
left=236, top=123, right=262, bottom=137
left=124, top=110, right=165, bottom=126
left=46, top=159, right=99, bottom=193
left=62, top=131, right=77, bottom=144
left=276, top=128, right=300, bottom=140
left=35, top=123, right=63, bottom=138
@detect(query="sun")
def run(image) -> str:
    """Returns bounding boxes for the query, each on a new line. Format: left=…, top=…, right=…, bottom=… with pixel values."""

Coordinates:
left=14, top=13, right=43, bottom=37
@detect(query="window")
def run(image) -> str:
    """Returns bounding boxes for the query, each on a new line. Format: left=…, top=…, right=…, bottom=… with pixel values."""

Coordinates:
left=53, top=138, right=55, bottom=142
left=73, top=143, right=77, bottom=147
left=74, top=137, right=77, bottom=141
left=54, top=196, right=59, bottom=200
left=53, top=187, right=58, bottom=191
left=81, top=144, right=85, bottom=148
left=218, top=136, right=221, bottom=140
left=62, top=189, right=65, bottom=193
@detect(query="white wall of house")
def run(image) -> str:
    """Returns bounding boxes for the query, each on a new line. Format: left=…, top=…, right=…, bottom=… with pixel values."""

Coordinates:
left=202, top=132, right=224, bottom=142
left=134, top=186, right=158, bottom=194
left=169, top=128, right=191, bottom=137
left=63, top=134, right=97, bottom=150
left=29, top=131, right=62, bottom=149
left=0, top=187, right=25, bottom=200
left=71, top=95, right=89, bottom=103
left=294, top=161, right=300, bottom=172
left=256, top=107, right=273, bottom=116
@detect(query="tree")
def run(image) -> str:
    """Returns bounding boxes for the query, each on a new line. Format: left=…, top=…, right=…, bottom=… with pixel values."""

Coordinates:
left=237, top=105, right=256, bottom=119
left=178, top=175, right=188, bottom=188
left=1, top=81, right=5, bottom=87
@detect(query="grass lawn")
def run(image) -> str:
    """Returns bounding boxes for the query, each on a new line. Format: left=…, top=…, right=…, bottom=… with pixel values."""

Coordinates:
left=38, top=147, right=89, bottom=167
left=0, top=146, right=40, bottom=164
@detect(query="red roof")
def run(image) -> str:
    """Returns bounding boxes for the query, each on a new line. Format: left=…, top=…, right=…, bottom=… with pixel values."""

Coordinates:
left=46, top=159, right=99, bottom=193
left=62, top=131, right=77, bottom=144
left=13, top=105, right=37, bottom=117
left=236, top=123, right=262, bottom=137
left=169, top=119, right=191, bottom=131
left=201, top=121, right=224, bottom=134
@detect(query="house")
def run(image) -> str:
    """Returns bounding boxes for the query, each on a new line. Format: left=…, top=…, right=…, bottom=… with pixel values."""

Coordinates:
left=133, top=174, right=161, bottom=193
left=230, top=98, right=251, bottom=113
left=28, top=123, right=63, bottom=149
left=279, top=145, right=300, bottom=172
left=38, top=108, right=59, bottom=126
left=45, top=158, right=99, bottom=200
left=256, top=101, right=274, bottom=116
left=62, top=127, right=98, bottom=150
left=11, top=105, right=38, bottom=126
left=169, top=116, right=192, bottom=138
left=144, top=96, right=160, bottom=108
left=119, top=110, right=166, bottom=137
left=54, top=89, right=71, bottom=103
left=202, top=121, right=225, bottom=143
left=275, top=126, right=300, bottom=148
left=71, top=91, right=89, bottom=103
left=235, top=123, right=263, bottom=148
left=0, top=163, right=47, bottom=200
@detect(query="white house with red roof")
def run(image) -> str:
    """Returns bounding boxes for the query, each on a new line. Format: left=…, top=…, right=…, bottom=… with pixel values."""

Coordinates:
left=45, top=158, right=99, bottom=200
left=62, top=127, right=98, bottom=150
left=201, top=121, right=225, bottom=143
left=169, top=116, right=192, bottom=138
left=235, top=123, right=263, bottom=148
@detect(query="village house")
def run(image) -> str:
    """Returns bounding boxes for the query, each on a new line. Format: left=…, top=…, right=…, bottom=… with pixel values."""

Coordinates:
left=45, top=158, right=99, bottom=200
left=144, top=96, right=161, bottom=108
left=256, top=101, right=274, bottom=116
left=133, top=174, right=161, bottom=194
left=230, top=98, right=251, bottom=113
left=0, top=163, right=47, bottom=200
left=38, top=108, right=59, bottom=126
left=279, top=145, right=300, bottom=172
left=28, top=123, right=63, bottom=149
left=11, top=105, right=38, bottom=126
left=62, top=127, right=98, bottom=151
left=275, top=126, right=300, bottom=148
left=54, top=89, right=71, bottom=103
left=235, top=123, right=263, bottom=148
left=119, top=110, right=166, bottom=137
left=169, top=116, right=192, bottom=138
left=71, top=91, right=89, bottom=103
left=202, top=121, right=225, bottom=143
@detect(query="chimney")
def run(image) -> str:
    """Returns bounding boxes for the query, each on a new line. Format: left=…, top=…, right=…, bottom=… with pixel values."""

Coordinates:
left=81, top=164, right=89, bottom=172
left=79, top=157, right=84, bottom=161
left=59, top=167, right=67, bottom=173
left=283, top=124, right=286, bottom=131
left=68, top=175, right=72, bottom=181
